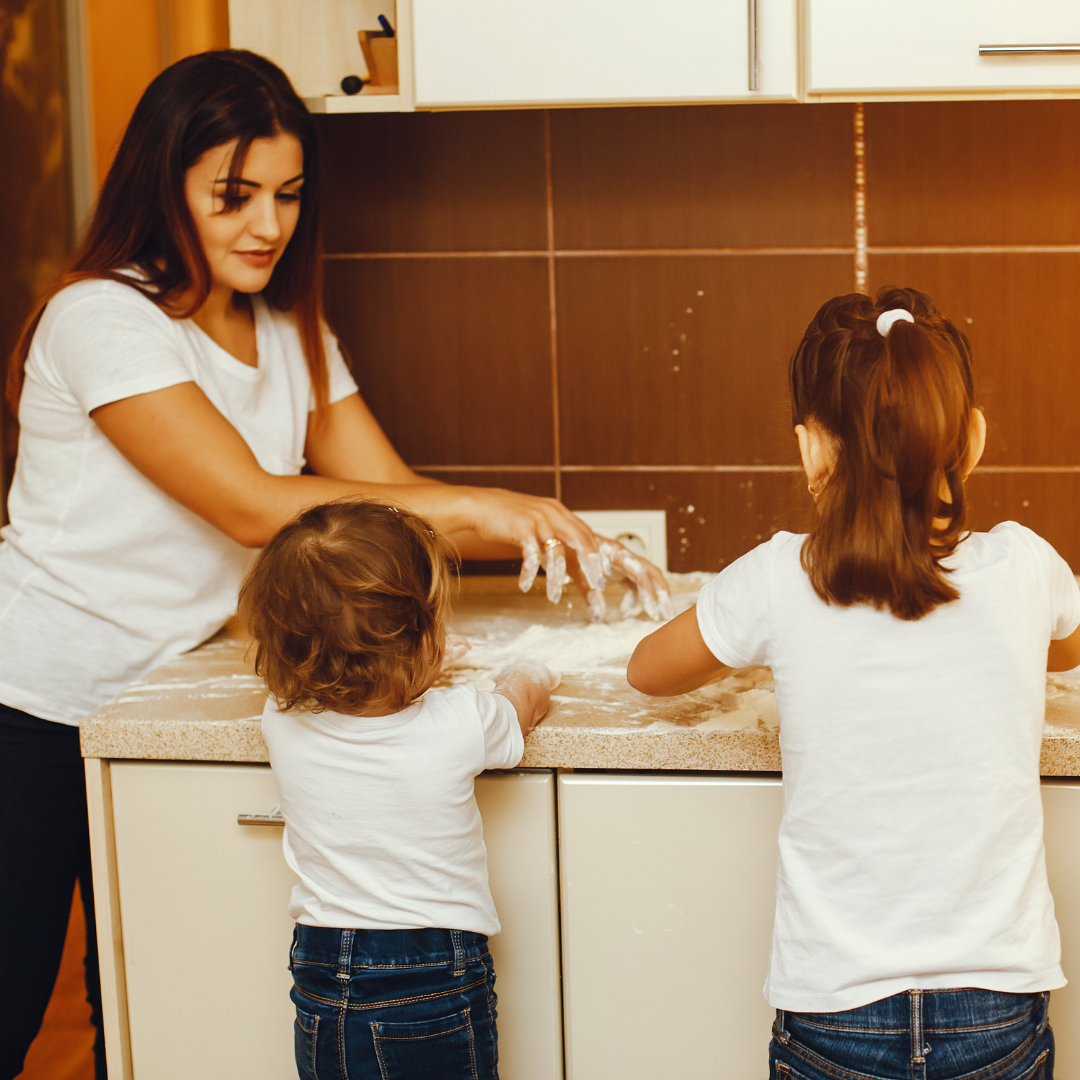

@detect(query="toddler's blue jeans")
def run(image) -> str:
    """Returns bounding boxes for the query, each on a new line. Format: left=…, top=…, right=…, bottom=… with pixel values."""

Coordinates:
left=289, top=924, right=499, bottom=1080
left=771, top=988, right=1053, bottom=1080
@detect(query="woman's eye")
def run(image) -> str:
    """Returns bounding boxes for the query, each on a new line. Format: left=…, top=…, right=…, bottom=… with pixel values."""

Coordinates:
left=277, top=192, right=301, bottom=203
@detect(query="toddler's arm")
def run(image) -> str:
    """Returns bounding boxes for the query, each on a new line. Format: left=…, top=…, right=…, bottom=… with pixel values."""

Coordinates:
left=627, top=606, right=731, bottom=696
left=494, top=661, right=557, bottom=736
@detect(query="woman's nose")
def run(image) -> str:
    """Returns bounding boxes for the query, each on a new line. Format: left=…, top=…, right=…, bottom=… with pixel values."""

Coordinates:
left=249, top=194, right=282, bottom=242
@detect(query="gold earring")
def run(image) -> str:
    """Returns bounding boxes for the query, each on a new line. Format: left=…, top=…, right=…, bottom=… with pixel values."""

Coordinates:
left=808, top=483, right=822, bottom=499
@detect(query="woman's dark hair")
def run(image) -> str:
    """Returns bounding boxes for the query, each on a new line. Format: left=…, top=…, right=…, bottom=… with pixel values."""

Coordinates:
left=789, top=287, right=976, bottom=621
left=6, top=49, right=328, bottom=411
left=238, top=501, right=457, bottom=716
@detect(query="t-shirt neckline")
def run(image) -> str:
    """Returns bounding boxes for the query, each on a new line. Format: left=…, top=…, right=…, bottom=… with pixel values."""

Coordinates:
left=184, top=295, right=267, bottom=381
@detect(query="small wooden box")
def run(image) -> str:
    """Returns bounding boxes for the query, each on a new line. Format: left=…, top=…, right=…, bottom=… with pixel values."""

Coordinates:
left=358, top=30, right=398, bottom=93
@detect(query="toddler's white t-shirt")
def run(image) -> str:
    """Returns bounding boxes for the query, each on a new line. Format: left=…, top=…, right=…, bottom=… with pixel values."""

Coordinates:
left=0, top=278, right=358, bottom=724
left=261, top=684, right=525, bottom=935
left=696, top=522, right=1080, bottom=1013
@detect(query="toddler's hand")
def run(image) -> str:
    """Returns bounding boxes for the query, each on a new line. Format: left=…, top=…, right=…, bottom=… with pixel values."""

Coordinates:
left=493, top=660, right=558, bottom=735
left=443, top=634, right=470, bottom=665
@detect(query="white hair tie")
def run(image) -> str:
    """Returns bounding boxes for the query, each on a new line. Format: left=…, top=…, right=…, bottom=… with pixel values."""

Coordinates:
left=876, top=308, right=915, bottom=336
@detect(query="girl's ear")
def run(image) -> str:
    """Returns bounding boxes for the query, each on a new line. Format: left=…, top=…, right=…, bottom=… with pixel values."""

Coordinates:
left=796, top=421, right=837, bottom=493
left=964, top=408, right=987, bottom=479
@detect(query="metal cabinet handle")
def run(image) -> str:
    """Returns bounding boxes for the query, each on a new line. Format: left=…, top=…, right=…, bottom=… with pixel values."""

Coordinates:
left=980, top=44, right=1080, bottom=55
left=238, top=809, right=284, bottom=826
left=748, top=0, right=760, bottom=90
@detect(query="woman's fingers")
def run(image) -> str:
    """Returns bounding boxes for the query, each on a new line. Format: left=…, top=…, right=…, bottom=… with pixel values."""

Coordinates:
left=600, top=540, right=674, bottom=621
left=518, top=535, right=541, bottom=593
left=543, top=540, right=567, bottom=605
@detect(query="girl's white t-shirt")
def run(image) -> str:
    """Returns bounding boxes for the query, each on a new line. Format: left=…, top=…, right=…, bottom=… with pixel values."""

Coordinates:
left=0, top=278, right=358, bottom=725
left=261, top=685, right=525, bottom=935
left=696, top=522, right=1080, bottom=1013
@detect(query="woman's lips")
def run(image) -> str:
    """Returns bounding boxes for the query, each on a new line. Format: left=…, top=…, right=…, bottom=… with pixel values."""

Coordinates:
left=235, top=250, right=275, bottom=267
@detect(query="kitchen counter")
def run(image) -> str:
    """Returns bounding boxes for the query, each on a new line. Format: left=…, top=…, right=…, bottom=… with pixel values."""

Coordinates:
left=79, top=575, right=1080, bottom=775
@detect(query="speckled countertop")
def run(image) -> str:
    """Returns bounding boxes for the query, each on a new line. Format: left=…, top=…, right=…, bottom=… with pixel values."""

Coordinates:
left=79, top=575, right=1080, bottom=775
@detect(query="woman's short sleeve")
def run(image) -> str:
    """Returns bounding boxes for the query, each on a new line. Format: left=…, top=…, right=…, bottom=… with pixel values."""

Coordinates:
left=324, top=329, right=359, bottom=405
left=35, top=282, right=193, bottom=414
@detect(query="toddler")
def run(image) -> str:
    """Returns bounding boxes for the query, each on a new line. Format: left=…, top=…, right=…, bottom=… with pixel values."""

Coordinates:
left=239, top=499, right=554, bottom=1080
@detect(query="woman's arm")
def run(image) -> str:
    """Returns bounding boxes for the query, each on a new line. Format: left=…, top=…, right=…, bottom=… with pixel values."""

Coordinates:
left=91, top=383, right=604, bottom=554
left=627, top=607, right=731, bottom=695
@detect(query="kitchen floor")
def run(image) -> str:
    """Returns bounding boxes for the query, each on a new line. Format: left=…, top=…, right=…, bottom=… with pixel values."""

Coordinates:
left=18, top=886, right=95, bottom=1080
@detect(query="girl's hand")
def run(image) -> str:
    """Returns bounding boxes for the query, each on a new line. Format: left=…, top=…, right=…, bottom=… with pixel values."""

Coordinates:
left=493, top=660, right=560, bottom=735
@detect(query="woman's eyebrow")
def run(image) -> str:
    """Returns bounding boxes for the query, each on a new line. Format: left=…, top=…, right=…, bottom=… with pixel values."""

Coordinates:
left=212, top=173, right=305, bottom=188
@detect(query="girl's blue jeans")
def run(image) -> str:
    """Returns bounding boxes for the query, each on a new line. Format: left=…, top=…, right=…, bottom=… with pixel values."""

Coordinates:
left=770, top=989, right=1053, bottom=1080
left=289, top=924, right=499, bottom=1080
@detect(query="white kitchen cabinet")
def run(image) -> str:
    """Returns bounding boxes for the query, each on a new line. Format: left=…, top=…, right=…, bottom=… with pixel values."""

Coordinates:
left=228, top=0, right=415, bottom=112
left=808, top=1, right=1080, bottom=97
left=412, top=0, right=799, bottom=108
left=558, top=774, right=1080, bottom=1080
left=91, top=761, right=561, bottom=1080
left=1040, top=780, right=1080, bottom=1077
left=558, top=774, right=784, bottom=1080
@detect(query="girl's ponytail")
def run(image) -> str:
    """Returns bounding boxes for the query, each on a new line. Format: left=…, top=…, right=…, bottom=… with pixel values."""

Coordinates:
left=790, top=287, right=975, bottom=621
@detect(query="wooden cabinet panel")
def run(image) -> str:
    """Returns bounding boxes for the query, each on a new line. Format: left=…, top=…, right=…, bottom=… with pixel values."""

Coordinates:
left=558, top=774, right=783, bottom=1079
left=108, top=762, right=561, bottom=1080
left=809, top=1, right=1080, bottom=95
left=412, top=0, right=798, bottom=107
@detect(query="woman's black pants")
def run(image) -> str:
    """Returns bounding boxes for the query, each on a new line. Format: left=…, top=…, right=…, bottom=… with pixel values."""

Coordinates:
left=0, top=702, right=106, bottom=1079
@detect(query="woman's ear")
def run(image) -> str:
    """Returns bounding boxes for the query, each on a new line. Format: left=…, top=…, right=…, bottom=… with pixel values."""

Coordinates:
left=796, top=421, right=837, bottom=494
left=965, top=408, right=987, bottom=478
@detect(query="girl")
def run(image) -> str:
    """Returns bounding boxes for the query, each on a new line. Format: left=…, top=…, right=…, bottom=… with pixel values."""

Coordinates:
left=628, top=288, right=1080, bottom=1079
left=0, top=48, right=663, bottom=1075
left=239, top=499, right=556, bottom=1080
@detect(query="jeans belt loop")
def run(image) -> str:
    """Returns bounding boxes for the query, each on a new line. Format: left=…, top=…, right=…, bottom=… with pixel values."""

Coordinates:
left=337, top=928, right=354, bottom=995
left=451, top=929, right=466, bottom=976
left=1037, top=991, right=1050, bottom=1035
left=775, top=1009, right=788, bottom=1043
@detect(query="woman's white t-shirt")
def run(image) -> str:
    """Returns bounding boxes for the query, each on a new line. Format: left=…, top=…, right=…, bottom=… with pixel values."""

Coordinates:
left=0, top=278, right=358, bottom=725
left=261, top=685, right=525, bottom=935
left=696, top=522, right=1080, bottom=1013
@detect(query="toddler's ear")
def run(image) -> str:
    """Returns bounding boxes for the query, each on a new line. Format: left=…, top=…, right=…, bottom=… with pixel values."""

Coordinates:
left=796, top=421, right=837, bottom=491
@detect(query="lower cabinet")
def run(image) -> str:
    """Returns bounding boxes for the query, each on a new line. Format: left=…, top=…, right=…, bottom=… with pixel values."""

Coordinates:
left=95, top=765, right=1080, bottom=1080
left=104, top=762, right=561, bottom=1080
left=558, top=774, right=784, bottom=1079
left=558, top=774, right=1080, bottom=1080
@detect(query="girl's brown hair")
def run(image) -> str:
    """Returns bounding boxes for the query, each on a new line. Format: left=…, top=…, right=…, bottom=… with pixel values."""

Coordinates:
left=789, top=287, right=975, bottom=621
left=238, top=502, right=457, bottom=716
left=6, top=49, right=328, bottom=412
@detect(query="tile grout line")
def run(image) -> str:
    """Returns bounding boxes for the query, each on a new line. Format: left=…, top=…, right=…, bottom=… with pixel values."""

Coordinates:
left=854, top=102, right=867, bottom=294
left=323, top=246, right=1080, bottom=260
left=544, top=110, right=562, bottom=503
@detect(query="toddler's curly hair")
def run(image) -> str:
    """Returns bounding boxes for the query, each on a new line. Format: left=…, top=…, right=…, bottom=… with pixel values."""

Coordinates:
left=238, top=500, right=455, bottom=715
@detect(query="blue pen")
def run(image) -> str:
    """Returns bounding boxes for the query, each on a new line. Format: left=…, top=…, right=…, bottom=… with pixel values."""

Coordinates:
left=378, top=14, right=395, bottom=37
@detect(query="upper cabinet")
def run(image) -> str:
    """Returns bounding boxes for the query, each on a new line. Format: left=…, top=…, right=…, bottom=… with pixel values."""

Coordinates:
left=807, top=1, right=1080, bottom=97
left=411, top=0, right=799, bottom=107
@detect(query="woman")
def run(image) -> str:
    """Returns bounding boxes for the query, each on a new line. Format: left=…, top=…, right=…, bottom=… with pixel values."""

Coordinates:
left=0, top=50, right=668, bottom=1077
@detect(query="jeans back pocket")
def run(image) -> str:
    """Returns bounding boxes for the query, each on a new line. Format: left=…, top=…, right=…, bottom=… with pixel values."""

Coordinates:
left=371, top=1006, right=478, bottom=1080
left=294, top=1007, right=320, bottom=1080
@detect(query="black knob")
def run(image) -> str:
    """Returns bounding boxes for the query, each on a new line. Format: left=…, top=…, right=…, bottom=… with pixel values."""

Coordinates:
left=341, top=75, right=364, bottom=95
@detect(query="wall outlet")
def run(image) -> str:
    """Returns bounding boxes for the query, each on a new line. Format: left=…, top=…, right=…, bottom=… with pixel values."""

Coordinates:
left=575, top=511, right=668, bottom=573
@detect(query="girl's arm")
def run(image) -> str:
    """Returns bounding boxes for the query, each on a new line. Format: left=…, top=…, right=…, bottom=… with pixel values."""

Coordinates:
left=1048, top=622, right=1080, bottom=672
left=627, top=607, right=731, bottom=696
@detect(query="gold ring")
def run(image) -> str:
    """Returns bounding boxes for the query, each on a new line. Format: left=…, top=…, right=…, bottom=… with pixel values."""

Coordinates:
left=544, top=538, right=562, bottom=551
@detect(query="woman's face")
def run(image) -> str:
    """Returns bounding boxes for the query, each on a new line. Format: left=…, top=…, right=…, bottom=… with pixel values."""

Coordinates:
left=184, top=132, right=305, bottom=296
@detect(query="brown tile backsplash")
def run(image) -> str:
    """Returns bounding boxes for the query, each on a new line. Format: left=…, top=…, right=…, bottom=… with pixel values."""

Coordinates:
left=325, top=257, right=553, bottom=466
left=551, top=104, right=855, bottom=251
left=556, top=254, right=851, bottom=466
left=867, top=101, right=1080, bottom=247
left=967, top=473, right=1080, bottom=570
left=869, top=253, right=1080, bottom=466
left=562, top=471, right=811, bottom=574
left=317, top=111, right=548, bottom=253
left=277, top=103, right=1080, bottom=573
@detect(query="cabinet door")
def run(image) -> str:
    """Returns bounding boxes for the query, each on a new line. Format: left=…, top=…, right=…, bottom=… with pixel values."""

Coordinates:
left=1042, top=780, right=1080, bottom=1076
left=558, top=774, right=783, bottom=1080
left=808, top=1, right=1080, bottom=95
left=110, top=762, right=562, bottom=1080
left=412, top=0, right=798, bottom=107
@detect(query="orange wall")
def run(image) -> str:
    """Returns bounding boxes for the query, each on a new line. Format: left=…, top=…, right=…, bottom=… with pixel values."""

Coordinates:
left=86, top=0, right=229, bottom=186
